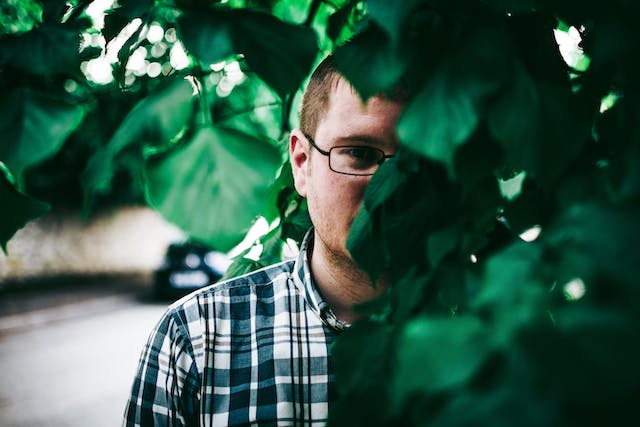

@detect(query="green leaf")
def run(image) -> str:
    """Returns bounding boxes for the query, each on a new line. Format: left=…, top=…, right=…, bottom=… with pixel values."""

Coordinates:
left=0, top=88, right=85, bottom=180
left=0, top=23, right=83, bottom=75
left=327, top=0, right=356, bottom=41
left=348, top=149, right=458, bottom=282
left=367, top=0, right=422, bottom=46
left=397, top=29, right=510, bottom=174
left=487, top=68, right=586, bottom=187
left=81, top=78, right=194, bottom=203
left=41, top=0, right=67, bottom=23
left=393, top=316, right=492, bottom=408
left=233, top=9, right=318, bottom=98
left=330, top=320, right=393, bottom=427
left=472, top=241, right=549, bottom=337
left=144, top=125, right=282, bottom=252
left=213, top=75, right=283, bottom=142
left=0, top=164, right=50, bottom=253
left=179, top=8, right=318, bottom=97
left=482, top=0, right=550, bottom=13
left=333, top=22, right=406, bottom=100
left=111, top=0, right=154, bottom=17
left=178, top=11, right=235, bottom=65
left=102, top=8, right=134, bottom=43
left=545, top=203, right=640, bottom=287
left=427, top=225, right=460, bottom=268
left=347, top=154, right=409, bottom=282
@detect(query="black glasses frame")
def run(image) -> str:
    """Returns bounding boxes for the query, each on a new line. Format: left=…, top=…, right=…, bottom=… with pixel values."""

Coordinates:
left=303, top=133, right=394, bottom=176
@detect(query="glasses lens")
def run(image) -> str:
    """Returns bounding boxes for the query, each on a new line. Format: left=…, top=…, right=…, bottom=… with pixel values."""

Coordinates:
left=330, top=146, right=385, bottom=175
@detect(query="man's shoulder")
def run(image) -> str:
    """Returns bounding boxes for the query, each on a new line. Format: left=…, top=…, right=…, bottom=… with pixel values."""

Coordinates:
left=168, top=258, right=296, bottom=310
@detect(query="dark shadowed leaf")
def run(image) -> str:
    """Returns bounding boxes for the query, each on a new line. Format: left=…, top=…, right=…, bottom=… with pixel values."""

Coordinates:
left=179, top=8, right=317, bottom=98
left=473, top=242, right=549, bottom=337
left=145, top=125, right=282, bottom=252
left=0, top=165, right=49, bottom=253
left=398, top=29, right=510, bottom=174
left=330, top=320, right=393, bottom=427
left=327, top=1, right=354, bottom=41
left=393, top=316, right=492, bottom=409
left=232, top=10, right=318, bottom=97
left=482, top=0, right=551, bottom=13
left=0, top=88, right=85, bottom=180
left=102, top=8, right=134, bottom=43
left=41, top=0, right=67, bottom=23
left=0, top=23, right=83, bottom=75
left=367, top=0, right=422, bottom=46
left=334, top=22, right=406, bottom=100
left=178, top=11, right=235, bottom=65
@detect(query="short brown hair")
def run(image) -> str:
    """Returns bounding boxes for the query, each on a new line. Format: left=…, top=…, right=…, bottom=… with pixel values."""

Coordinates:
left=299, top=54, right=407, bottom=138
left=299, top=55, right=342, bottom=139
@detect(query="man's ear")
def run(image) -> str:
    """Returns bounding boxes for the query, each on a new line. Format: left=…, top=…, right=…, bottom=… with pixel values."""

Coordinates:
left=289, top=129, right=308, bottom=198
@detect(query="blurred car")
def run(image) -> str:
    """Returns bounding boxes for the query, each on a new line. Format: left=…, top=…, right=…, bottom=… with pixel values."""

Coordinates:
left=154, top=241, right=231, bottom=299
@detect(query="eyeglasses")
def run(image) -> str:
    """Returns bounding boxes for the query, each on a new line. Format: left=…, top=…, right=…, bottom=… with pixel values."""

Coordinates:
left=304, top=134, right=394, bottom=176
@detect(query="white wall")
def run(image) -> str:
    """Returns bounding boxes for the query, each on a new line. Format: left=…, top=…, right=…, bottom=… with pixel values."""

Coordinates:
left=0, top=207, right=185, bottom=282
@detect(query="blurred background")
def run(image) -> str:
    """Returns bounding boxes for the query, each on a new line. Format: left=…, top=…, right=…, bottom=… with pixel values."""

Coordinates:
left=0, top=207, right=182, bottom=426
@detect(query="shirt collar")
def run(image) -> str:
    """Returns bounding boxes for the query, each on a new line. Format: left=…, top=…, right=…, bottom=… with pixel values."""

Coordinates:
left=293, top=229, right=349, bottom=332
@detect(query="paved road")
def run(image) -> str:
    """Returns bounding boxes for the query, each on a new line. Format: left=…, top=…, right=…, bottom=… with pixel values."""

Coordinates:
left=0, top=289, right=169, bottom=427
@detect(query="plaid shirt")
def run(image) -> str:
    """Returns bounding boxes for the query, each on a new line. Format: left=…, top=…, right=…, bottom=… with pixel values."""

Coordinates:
left=124, top=232, right=346, bottom=426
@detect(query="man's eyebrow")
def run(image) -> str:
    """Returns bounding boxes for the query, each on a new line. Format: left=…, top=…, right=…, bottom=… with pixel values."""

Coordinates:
left=334, top=135, right=386, bottom=146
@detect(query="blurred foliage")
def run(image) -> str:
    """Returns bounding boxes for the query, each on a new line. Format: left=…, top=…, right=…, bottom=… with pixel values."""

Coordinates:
left=334, top=1, right=640, bottom=426
left=1, top=0, right=640, bottom=425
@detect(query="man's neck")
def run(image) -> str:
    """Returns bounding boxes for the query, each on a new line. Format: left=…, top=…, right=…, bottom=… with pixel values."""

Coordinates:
left=308, top=235, right=387, bottom=324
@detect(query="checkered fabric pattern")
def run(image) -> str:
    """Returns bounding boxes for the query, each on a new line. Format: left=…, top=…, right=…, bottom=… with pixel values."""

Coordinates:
left=123, top=231, right=346, bottom=426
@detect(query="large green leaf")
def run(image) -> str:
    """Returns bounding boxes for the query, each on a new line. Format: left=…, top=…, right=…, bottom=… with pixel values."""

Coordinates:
left=178, top=8, right=318, bottom=97
left=0, top=88, right=85, bottom=180
left=330, top=320, right=393, bottom=427
left=177, top=11, right=235, bottom=65
left=0, top=164, right=49, bottom=253
left=233, top=10, right=317, bottom=98
left=334, top=22, right=406, bottom=100
left=490, top=83, right=587, bottom=188
left=144, top=125, right=282, bottom=252
left=0, top=23, right=83, bottom=75
left=397, top=29, right=510, bottom=174
left=212, top=75, right=283, bottom=142
left=367, top=0, right=422, bottom=46
left=393, top=316, right=492, bottom=409
left=81, top=78, right=194, bottom=201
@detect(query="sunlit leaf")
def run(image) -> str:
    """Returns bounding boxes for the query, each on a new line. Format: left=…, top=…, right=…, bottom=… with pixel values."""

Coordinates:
left=0, top=164, right=49, bottom=253
left=213, top=75, right=283, bottom=142
left=145, top=125, right=282, bottom=252
left=0, top=88, right=85, bottom=180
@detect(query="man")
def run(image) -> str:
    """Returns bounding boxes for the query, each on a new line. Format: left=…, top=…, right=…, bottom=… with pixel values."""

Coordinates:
left=123, top=55, right=404, bottom=426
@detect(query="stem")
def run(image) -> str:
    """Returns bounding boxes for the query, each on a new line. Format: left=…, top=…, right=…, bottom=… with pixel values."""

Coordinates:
left=304, top=0, right=323, bottom=27
left=194, top=69, right=212, bottom=127
left=281, top=94, right=294, bottom=136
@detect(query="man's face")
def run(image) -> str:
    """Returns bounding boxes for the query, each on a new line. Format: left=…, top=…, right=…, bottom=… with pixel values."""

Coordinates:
left=290, top=78, right=403, bottom=263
